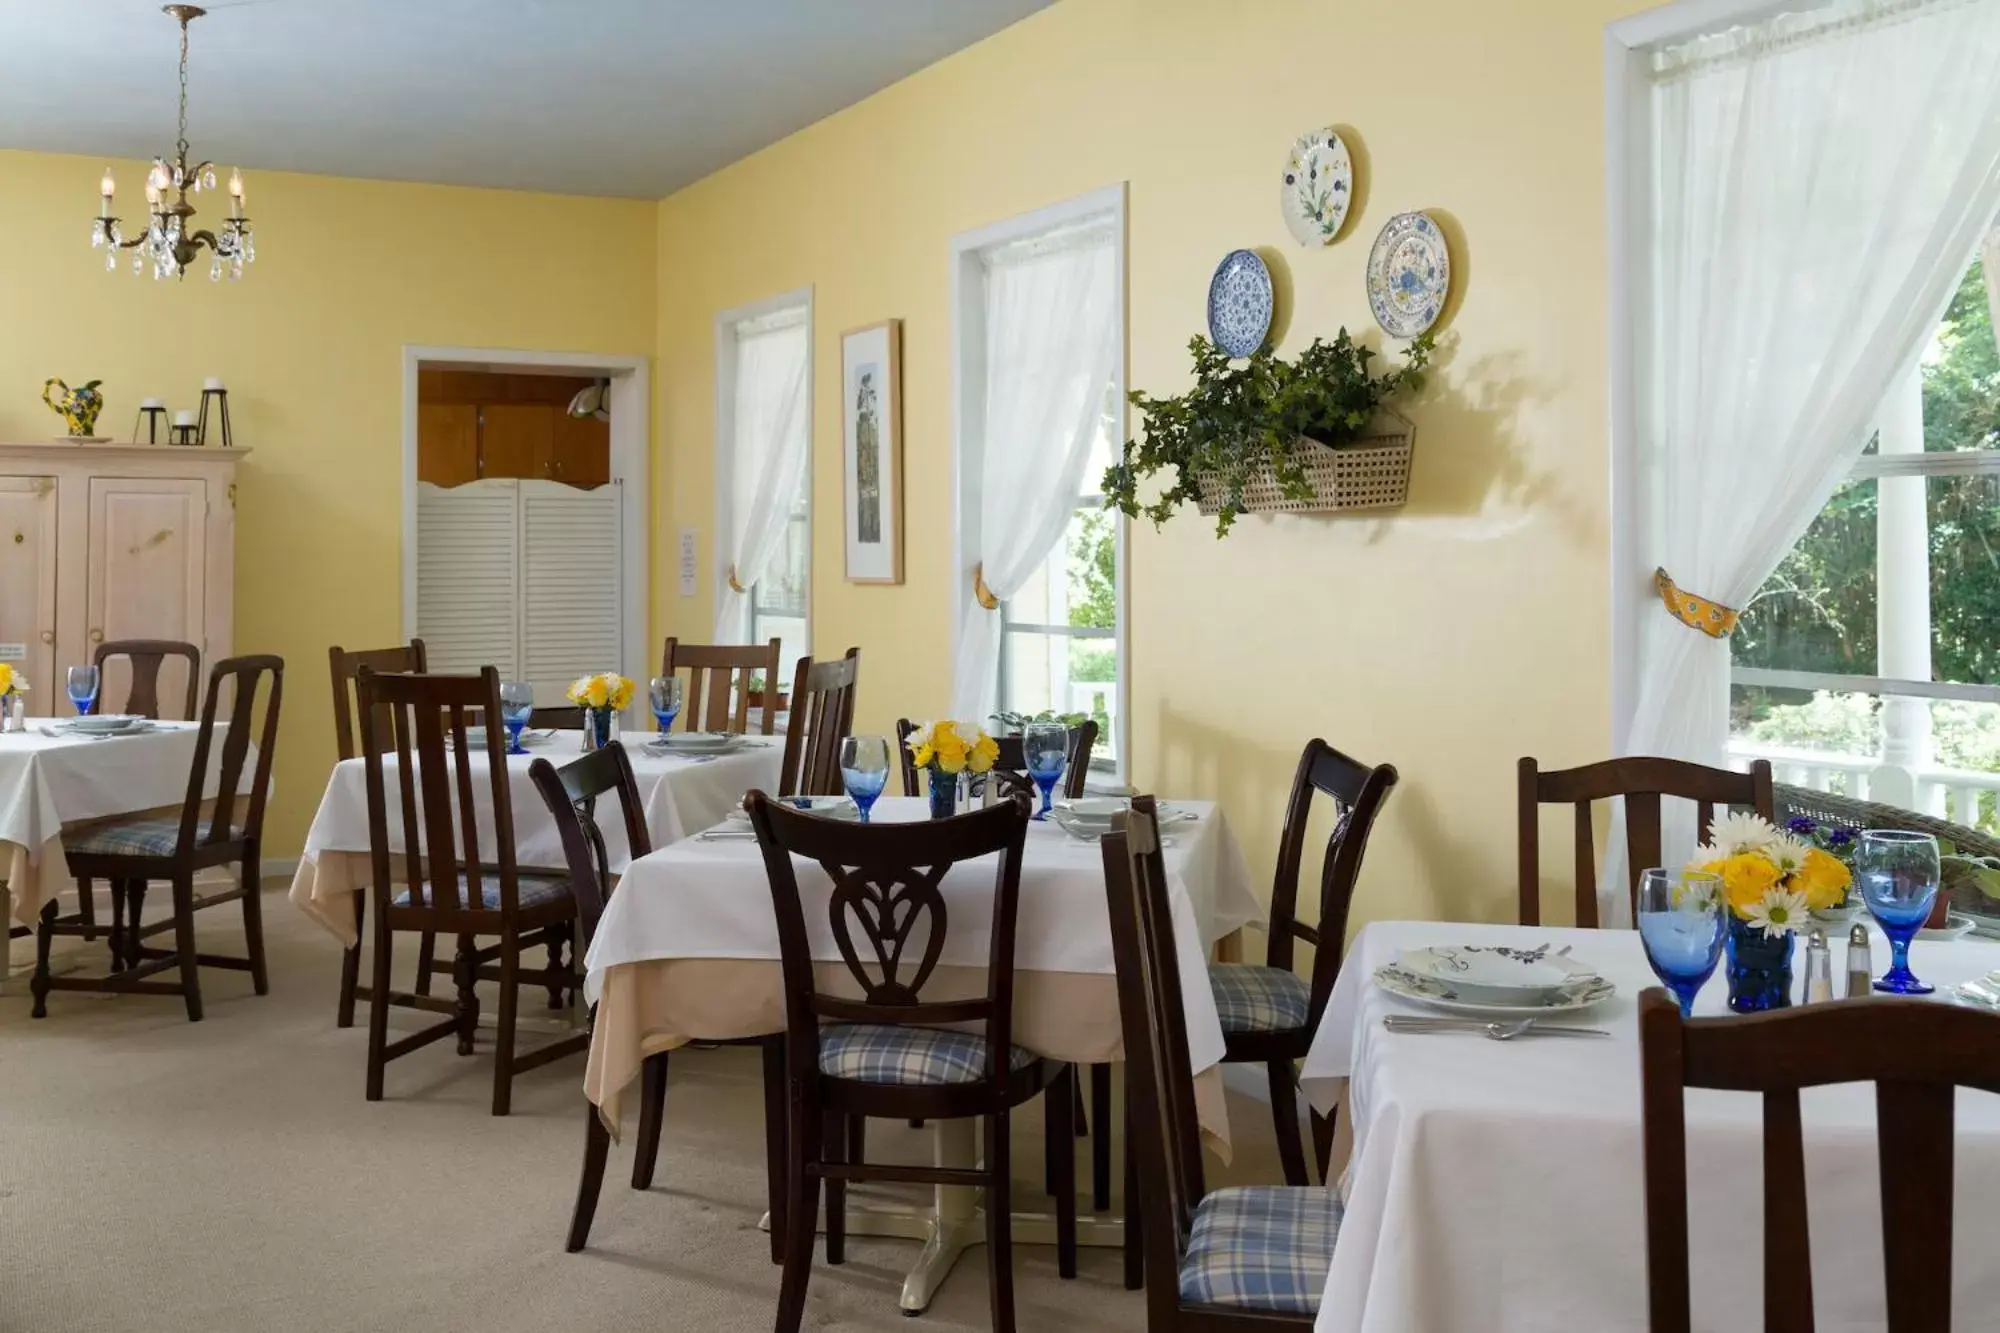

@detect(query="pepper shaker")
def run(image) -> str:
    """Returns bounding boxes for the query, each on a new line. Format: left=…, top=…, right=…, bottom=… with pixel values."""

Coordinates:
left=1803, top=928, right=1833, bottom=1003
left=3, top=693, right=22, bottom=733
left=1846, top=923, right=1874, bottom=998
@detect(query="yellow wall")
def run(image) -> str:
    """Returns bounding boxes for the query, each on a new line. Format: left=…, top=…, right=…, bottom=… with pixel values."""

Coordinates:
left=0, top=150, right=657, bottom=851
left=654, top=0, right=1631, bottom=928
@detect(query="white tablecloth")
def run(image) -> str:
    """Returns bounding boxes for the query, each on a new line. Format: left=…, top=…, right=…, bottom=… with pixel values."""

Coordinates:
left=1300, top=920, right=2000, bottom=1333
left=582, top=796, right=1263, bottom=1133
left=2, top=720, right=244, bottom=928
left=288, top=736, right=785, bottom=946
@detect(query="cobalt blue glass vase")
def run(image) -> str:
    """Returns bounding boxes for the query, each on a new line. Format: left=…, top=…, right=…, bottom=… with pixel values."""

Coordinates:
left=928, top=769, right=958, bottom=820
left=1724, top=915, right=1794, bottom=1013
left=584, top=707, right=614, bottom=751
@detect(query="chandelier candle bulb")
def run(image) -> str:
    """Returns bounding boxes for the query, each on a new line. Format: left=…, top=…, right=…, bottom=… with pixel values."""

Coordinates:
left=99, top=169, right=115, bottom=217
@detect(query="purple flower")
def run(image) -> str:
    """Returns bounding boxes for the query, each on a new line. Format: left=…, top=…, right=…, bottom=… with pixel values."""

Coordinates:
left=1787, top=816, right=1816, bottom=835
left=1827, top=828, right=1854, bottom=847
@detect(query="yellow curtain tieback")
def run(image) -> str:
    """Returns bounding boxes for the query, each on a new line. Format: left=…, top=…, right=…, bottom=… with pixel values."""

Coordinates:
left=725, top=565, right=746, bottom=594
left=1655, top=567, right=1740, bottom=639
left=973, top=563, right=999, bottom=611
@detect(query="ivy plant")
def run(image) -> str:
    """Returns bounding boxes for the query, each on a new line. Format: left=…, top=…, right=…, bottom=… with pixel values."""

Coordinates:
left=1103, top=329, right=1432, bottom=537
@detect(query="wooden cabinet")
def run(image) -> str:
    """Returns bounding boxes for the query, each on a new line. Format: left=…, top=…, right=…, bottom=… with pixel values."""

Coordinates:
left=415, top=370, right=610, bottom=488
left=0, top=444, right=242, bottom=712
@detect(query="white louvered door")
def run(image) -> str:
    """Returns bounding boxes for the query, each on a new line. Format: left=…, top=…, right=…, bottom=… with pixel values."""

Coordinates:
left=519, top=480, right=622, bottom=705
left=416, top=480, right=521, bottom=678
left=415, top=478, right=623, bottom=708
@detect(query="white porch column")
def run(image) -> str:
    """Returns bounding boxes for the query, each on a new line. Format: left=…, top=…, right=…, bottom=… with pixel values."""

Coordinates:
left=1875, top=359, right=1932, bottom=809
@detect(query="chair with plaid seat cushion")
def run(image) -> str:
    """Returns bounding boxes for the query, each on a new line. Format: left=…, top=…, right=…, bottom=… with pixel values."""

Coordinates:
left=1215, top=739, right=1396, bottom=1189
left=1178, top=1185, right=1344, bottom=1314
left=1105, top=797, right=1345, bottom=1329
left=818, top=1023, right=1036, bottom=1085
left=747, top=791, right=1078, bottom=1333
left=32, top=655, right=283, bottom=1024
left=391, top=872, right=572, bottom=912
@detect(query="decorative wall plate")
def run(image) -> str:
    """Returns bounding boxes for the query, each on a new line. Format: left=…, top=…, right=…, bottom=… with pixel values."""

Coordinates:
left=1280, top=127, right=1353, bottom=246
left=1206, top=249, right=1274, bottom=358
left=1366, top=211, right=1450, bottom=339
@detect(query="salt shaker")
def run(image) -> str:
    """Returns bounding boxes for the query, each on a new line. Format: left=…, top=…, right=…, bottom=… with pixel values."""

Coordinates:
left=1803, top=928, right=1833, bottom=1003
left=2, top=693, right=22, bottom=733
left=1846, top=923, right=1874, bottom=999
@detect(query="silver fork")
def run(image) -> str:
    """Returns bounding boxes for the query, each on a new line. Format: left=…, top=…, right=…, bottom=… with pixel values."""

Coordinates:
left=1383, top=1015, right=1610, bottom=1040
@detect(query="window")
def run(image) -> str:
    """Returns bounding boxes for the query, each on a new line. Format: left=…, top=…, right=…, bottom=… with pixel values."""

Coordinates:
left=998, top=382, right=1122, bottom=771
left=951, top=187, right=1126, bottom=778
left=1730, top=250, right=2000, bottom=832
left=715, top=294, right=811, bottom=677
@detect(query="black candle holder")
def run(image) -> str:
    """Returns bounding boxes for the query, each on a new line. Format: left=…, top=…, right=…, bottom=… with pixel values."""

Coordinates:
left=197, top=385, right=233, bottom=448
left=133, top=402, right=168, bottom=444
left=169, top=421, right=199, bottom=446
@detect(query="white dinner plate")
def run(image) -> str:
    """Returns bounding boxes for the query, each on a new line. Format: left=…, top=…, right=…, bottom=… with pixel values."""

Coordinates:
left=68, top=713, right=145, bottom=733
left=655, top=731, right=741, bottom=752
left=1918, top=912, right=1978, bottom=942
left=463, top=726, right=553, bottom=748
left=728, top=795, right=857, bottom=822
left=1372, top=957, right=1616, bottom=1018
left=1389, top=943, right=1603, bottom=1007
left=1051, top=803, right=1196, bottom=841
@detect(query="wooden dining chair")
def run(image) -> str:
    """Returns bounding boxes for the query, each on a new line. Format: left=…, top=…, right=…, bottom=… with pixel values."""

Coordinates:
left=660, top=637, right=783, bottom=734
left=31, top=655, right=284, bottom=1022
left=1518, top=756, right=1775, bottom=928
left=1638, top=990, right=2000, bottom=1333
left=745, top=790, right=1077, bottom=1333
left=1103, top=797, right=1344, bottom=1327
left=329, top=639, right=433, bottom=1028
left=90, top=638, right=200, bottom=720
left=1212, top=739, right=1397, bottom=1186
left=895, top=718, right=1100, bottom=800
left=529, top=742, right=789, bottom=1260
left=779, top=647, right=860, bottom=798
left=355, top=666, right=586, bottom=1116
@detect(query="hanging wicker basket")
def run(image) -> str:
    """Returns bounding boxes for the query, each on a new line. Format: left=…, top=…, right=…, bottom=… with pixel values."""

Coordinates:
left=1193, top=412, right=1415, bottom=516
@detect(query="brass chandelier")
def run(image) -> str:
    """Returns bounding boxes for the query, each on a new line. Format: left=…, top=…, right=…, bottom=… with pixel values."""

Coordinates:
left=91, top=5, right=255, bottom=281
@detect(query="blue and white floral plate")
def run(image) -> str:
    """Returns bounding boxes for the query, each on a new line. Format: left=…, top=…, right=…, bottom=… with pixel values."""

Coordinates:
left=1280, top=127, right=1353, bottom=246
left=1374, top=944, right=1614, bottom=1017
left=1365, top=211, right=1449, bottom=340
left=1207, top=249, right=1274, bottom=358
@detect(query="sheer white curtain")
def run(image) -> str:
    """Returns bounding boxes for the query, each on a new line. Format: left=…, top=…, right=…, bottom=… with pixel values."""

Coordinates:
left=1615, top=0, right=2000, bottom=923
left=715, top=314, right=809, bottom=640
left=1984, top=220, right=2000, bottom=330
left=948, top=226, right=1119, bottom=721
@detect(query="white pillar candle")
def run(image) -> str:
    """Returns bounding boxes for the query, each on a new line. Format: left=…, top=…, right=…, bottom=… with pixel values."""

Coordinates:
left=173, top=410, right=195, bottom=427
left=203, top=377, right=225, bottom=392
left=140, top=397, right=164, bottom=410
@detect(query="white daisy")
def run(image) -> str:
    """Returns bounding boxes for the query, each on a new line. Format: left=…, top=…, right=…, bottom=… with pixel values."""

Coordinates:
left=1764, top=833, right=1810, bottom=881
left=1743, top=888, right=1810, bottom=939
left=907, top=721, right=934, bottom=750
left=1710, top=812, right=1779, bottom=856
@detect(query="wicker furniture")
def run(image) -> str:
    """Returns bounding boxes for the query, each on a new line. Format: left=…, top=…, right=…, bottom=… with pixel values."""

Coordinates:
left=1639, top=989, right=2000, bottom=1333
left=1777, top=782, right=2000, bottom=920
left=1193, top=414, right=1414, bottom=517
left=1518, top=756, right=1774, bottom=928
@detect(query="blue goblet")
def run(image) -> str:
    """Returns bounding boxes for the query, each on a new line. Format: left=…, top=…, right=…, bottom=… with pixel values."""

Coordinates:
left=1021, top=720, right=1068, bottom=821
left=499, top=681, right=534, bottom=756
left=840, top=734, right=890, bottom=824
left=1859, top=829, right=1940, bottom=995
left=1637, top=867, right=1726, bottom=1018
left=66, top=664, right=99, bottom=717
left=649, top=675, right=683, bottom=734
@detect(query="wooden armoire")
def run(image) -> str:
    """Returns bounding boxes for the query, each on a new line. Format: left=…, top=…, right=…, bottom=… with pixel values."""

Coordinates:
left=0, top=442, right=242, bottom=715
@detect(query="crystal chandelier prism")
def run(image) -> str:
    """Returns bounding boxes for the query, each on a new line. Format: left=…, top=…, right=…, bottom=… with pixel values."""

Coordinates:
left=90, top=5, right=256, bottom=282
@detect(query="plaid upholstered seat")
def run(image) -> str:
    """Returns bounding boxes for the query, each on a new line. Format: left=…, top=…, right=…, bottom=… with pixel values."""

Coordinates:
left=1178, top=1185, right=1343, bottom=1314
left=818, top=1023, right=1036, bottom=1086
left=64, top=817, right=201, bottom=858
left=1209, top=962, right=1312, bottom=1034
left=391, top=872, right=572, bottom=911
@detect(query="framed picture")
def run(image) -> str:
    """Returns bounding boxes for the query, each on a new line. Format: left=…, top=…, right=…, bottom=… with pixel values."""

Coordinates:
left=841, top=319, right=903, bottom=584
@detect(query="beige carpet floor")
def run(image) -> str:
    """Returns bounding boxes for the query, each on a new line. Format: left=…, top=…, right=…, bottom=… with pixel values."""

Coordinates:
left=0, top=883, right=1288, bottom=1333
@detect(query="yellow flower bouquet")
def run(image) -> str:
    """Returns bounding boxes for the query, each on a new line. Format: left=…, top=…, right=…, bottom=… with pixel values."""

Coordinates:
left=1688, top=813, right=1851, bottom=940
left=905, top=720, right=1001, bottom=817
left=566, top=672, right=634, bottom=749
left=0, top=663, right=25, bottom=696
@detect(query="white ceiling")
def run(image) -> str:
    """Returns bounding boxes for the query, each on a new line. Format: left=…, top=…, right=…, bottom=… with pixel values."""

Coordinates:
left=0, top=0, right=1057, bottom=198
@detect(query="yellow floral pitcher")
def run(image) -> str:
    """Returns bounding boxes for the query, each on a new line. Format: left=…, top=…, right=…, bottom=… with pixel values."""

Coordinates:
left=42, top=378, right=106, bottom=438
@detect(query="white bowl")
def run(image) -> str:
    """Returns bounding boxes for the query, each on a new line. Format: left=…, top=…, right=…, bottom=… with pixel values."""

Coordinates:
left=69, top=714, right=144, bottom=733
left=1389, top=944, right=1602, bottom=1007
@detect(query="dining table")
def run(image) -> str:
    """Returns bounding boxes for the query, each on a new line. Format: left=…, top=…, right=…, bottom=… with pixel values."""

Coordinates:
left=288, top=734, right=786, bottom=946
left=582, top=793, right=1264, bottom=1314
left=1299, top=919, right=2000, bottom=1333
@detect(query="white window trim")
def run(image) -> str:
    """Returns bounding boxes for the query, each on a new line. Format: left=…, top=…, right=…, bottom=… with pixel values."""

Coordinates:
left=949, top=183, right=1129, bottom=778
left=400, top=344, right=649, bottom=722
left=714, top=286, right=814, bottom=648
left=1606, top=0, right=1871, bottom=752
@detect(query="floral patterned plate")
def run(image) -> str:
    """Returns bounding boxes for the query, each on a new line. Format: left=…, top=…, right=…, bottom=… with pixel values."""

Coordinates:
left=1280, top=127, right=1353, bottom=246
left=1366, top=211, right=1450, bottom=340
left=1206, top=249, right=1274, bottom=358
left=1374, top=948, right=1615, bottom=1017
